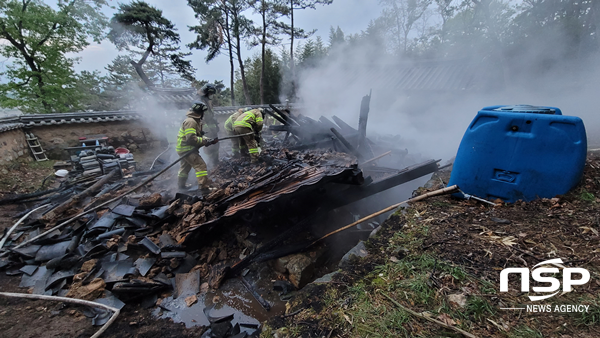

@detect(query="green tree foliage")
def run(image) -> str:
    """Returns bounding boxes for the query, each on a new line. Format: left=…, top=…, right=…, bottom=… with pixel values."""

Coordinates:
left=511, top=0, right=599, bottom=61
left=0, top=0, right=108, bottom=113
left=235, top=49, right=280, bottom=104
left=328, top=25, right=345, bottom=48
left=276, top=0, right=332, bottom=102
left=249, top=0, right=289, bottom=104
left=188, top=0, right=254, bottom=105
left=108, top=1, right=194, bottom=87
left=75, top=70, right=111, bottom=111
left=297, top=36, right=327, bottom=68
left=380, top=0, right=433, bottom=54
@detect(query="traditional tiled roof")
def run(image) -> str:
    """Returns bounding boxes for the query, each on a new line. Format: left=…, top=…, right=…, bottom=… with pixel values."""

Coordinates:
left=0, top=111, right=141, bottom=128
left=19, top=111, right=141, bottom=127
left=0, top=122, right=24, bottom=132
left=0, top=104, right=296, bottom=133
left=346, top=59, right=484, bottom=92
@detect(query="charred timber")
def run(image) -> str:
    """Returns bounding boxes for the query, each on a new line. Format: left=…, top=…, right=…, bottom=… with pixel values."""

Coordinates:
left=269, top=104, right=300, bottom=127
left=330, top=128, right=362, bottom=160
left=42, top=169, right=120, bottom=222
left=332, top=115, right=358, bottom=134
left=264, top=108, right=290, bottom=126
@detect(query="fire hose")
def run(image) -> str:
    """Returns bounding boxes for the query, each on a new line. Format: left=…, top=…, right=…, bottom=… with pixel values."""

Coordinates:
left=213, top=132, right=254, bottom=141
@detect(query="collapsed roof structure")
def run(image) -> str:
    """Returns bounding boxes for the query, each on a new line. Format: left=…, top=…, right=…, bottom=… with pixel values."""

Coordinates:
left=0, top=95, right=439, bottom=336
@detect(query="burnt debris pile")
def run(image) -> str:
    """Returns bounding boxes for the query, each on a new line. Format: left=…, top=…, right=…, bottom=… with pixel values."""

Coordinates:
left=0, top=97, right=439, bottom=335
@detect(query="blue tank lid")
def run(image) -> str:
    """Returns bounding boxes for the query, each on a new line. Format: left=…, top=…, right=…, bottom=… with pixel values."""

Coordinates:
left=481, top=105, right=560, bottom=115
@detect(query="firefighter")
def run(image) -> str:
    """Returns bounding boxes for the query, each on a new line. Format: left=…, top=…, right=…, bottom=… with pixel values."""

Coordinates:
left=223, top=108, right=246, bottom=159
left=233, top=108, right=264, bottom=163
left=198, top=83, right=220, bottom=165
left=176, top=102, right=219, bottom=194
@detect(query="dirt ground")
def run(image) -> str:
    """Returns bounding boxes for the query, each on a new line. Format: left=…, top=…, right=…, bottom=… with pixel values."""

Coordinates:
left=263, top=154, right=600, bottom=338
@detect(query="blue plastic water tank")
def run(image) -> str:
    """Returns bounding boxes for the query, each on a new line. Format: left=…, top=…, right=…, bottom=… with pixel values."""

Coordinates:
left=448, top=105, right=587, bottom=202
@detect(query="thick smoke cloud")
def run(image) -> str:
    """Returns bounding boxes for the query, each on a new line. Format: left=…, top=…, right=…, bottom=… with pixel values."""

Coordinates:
left=293, top=7, right=600, bottom=162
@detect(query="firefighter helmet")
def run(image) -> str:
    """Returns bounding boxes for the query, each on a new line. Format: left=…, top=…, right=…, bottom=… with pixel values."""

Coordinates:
left=200, top=83, right=217, bottom=96
left=191, top=101, right=208, bottom=114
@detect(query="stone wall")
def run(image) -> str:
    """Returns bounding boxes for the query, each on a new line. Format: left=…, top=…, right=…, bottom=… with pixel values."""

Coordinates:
left=30, top=120, right=168, bottom=160
left=0, top=129, right=30, bottom=163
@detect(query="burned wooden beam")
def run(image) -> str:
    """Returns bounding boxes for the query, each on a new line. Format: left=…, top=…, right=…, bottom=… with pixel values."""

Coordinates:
left=358, top=90, right=371, bottom=149
left=332, top=115, right=358, bottom=134
left=269, top=104, right=300, bottom=127
left=264, top=108, right=290, bottom=126
left=42, top=169, right=120, bottom=222
left=319, top=116, right=339, bottom=130
left=330, top=128, right=362, bottom=160
left=268, top=125, right=293, bottom=132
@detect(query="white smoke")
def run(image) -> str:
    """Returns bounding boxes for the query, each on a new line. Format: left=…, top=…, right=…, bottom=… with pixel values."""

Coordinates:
left=293, top=10, right=600, bottom=162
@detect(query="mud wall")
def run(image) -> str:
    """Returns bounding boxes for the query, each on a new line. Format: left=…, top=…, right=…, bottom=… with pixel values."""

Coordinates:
left=0, top=129, right=30, bottom=163
left=29, top=120, right=167, bottom=160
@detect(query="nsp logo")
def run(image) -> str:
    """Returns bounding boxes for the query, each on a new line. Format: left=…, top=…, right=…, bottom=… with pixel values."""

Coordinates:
left=500, top=258, right=590, bottom=301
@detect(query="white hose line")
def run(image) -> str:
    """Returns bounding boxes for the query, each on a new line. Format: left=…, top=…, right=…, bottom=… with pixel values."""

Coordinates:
left=0, top=292, right=120, bottom=338
left=0, top=204, right=51, bottom=250
left=149, top=145, right=171, bottom=170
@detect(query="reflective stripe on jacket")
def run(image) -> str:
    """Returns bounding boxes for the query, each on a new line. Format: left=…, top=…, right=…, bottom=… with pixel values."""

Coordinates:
left=224, top=110, right=244, bottom=133
left=233, top=109, right=263, bottom=132
left=176, top=115, right=205, bottom=152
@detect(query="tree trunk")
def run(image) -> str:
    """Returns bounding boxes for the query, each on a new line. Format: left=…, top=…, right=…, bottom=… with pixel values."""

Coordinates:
left=131, top=47, right=154, bottom=88
left=36, top=76, right=51, bottom=113
left=233, top=8, right=251, bottom=104
left=238, top=53, right=251, bottom=105
left=289, top=0, right=295, bottom=99
left=225, top=10, right=236, bottom=105
left=19, top=47, right=50, bottom=112
left=260, top=1, right=266, bottom=105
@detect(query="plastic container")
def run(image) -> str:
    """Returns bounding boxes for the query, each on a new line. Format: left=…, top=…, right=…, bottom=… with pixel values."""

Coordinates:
left=448, top=105, right=587, bottom=202
left=115, top=147, right=130, bottom=155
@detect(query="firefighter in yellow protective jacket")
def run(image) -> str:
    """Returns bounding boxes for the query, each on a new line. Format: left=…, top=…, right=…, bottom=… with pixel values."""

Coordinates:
left=233, top=108, right=264, bottom=163
left=176, top=102, right=219, bottom=193
left=223, top=108, right=246, bottom=159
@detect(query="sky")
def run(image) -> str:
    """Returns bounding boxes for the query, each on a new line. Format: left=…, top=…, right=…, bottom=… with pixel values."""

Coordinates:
left=75, top=0, right=382, bottom=82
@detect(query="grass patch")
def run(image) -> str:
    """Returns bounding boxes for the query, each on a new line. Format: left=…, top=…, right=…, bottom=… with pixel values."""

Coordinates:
left=508, top=325, right=543, bottom=338
left=575, top=297, right=600, bottom=326
left=465, top=296, right=495, bottom=322
left=27, top=160, right=56, bottom=170
left=479, top=279, right=497, bottom=294
left=407, top=276, right=434, bottom=305
left=580, top=189, right=596, bottom=202
left=447, top=265, right=467, bottom=282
